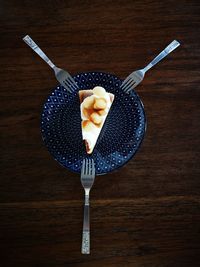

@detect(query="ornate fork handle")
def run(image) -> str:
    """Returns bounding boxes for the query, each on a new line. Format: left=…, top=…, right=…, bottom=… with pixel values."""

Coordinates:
left=82, top=193, right=90, bottom=254
left=23, top=35, right=55, bottom=69
left=82, top=231, right=90, bottom=254
left=143, top=40, right=180, bottom=72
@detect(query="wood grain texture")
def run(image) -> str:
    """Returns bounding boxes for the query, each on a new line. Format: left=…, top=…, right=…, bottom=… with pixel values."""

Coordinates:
left=0, top=0, right=200, bottom=266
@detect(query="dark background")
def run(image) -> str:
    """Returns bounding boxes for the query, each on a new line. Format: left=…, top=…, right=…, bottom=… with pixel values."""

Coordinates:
left=0, top=0, right=200, bottom=266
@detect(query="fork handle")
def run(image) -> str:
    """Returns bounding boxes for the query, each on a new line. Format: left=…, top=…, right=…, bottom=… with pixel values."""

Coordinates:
left=82, top=194, right=90, bottom=254
left=143, top=40, right=180, bottom=72
left=23, top=35, right=55, bottom=69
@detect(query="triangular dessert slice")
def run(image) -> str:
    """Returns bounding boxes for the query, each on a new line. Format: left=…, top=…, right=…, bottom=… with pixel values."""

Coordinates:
left=79, top=86, right=114, bottom=154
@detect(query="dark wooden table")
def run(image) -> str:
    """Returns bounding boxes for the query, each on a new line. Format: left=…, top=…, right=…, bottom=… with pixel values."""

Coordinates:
left=0, top=0, right=200, bottom=266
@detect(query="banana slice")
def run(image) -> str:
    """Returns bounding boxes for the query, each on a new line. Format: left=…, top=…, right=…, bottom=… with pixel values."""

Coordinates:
left=90, top=112, right=102, bottom=124
left=94, top=98, right=107, bottom=110
left=93, top=86, right=106, bottom=97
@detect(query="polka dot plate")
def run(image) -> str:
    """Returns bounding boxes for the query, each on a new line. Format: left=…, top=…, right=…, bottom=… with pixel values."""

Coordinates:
left=41, top=72, right=146, bottom=175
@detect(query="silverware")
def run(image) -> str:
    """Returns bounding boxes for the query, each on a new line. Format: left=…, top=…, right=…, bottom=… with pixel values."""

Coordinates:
left=81, top=158, right=95, bottom=254
left=23, top=35, right=78, bottom=93
left=121, top=40, right=180, bottom=93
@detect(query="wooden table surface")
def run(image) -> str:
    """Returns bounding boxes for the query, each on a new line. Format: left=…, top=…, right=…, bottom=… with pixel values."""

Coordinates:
left=0, top=0, right=200, bottom=266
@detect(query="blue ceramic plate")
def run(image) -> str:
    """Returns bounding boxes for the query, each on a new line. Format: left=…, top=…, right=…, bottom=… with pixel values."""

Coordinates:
left=41, top=72, right=146, bottom=175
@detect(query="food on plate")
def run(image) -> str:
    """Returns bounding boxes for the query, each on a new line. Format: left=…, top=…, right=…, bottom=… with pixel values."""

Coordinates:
left=79, top=86, right=114, bottom=154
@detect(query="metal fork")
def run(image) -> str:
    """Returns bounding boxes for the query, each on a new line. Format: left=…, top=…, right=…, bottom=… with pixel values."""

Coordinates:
left=121, top=40, right=180, bottom=93
left=23, top=35, right=78, bottom=93
left=81, top=158, right=95, bottom=254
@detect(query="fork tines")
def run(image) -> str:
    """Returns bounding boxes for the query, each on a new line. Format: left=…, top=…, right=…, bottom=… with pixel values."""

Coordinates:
left=63, top=75, right=79, bottom=93
left=121, top=71, right=143, bottom=93
left=81, top=158, right=95, bottom=177
left=121, top=76, right=136, bottom=93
